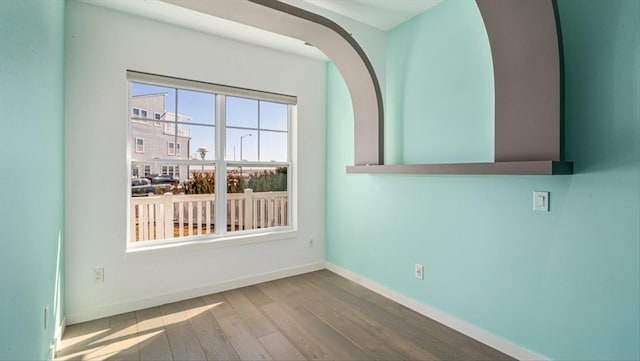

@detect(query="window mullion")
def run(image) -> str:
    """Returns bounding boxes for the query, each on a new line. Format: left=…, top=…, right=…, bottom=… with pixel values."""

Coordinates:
left=215, top=94, right=226, bottom=235
left=173, top=88, right=179, bottom=163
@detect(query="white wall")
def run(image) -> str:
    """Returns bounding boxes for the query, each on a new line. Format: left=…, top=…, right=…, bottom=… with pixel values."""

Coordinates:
left=65, top=1, right=326, bottom=323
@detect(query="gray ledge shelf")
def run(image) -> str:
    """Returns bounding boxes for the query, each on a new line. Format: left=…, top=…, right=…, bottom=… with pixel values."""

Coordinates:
left=347, top=161, right=573, bottom=175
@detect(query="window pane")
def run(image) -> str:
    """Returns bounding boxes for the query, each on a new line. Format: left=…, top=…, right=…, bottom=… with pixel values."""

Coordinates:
left=226, top=128, right=257, bottom=161
left=176, top=124, right=215, bottom=160
left=227, top=96, right=258, bottom=128
left=259, top=130, right=287, bottom=162
left=177, top=89, right=215, bottom=126
left=260, top=101, right=287, bottom=131
left=131, top=82, right=175, bottom=116
left=131, top=165, right=216, bottom=242
left=226, top=166, right=288, bottom=233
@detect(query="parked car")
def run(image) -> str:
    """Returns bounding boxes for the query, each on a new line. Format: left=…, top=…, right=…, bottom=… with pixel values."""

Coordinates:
left=131, top=177, right=175, bottom=196
left=132, top=178, right=154, bottom=197
left=149, top=174, right=179, bottom=185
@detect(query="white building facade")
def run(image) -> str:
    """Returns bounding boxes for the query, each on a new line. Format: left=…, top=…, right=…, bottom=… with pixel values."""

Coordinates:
left=130, top=93, right=191, bottom=181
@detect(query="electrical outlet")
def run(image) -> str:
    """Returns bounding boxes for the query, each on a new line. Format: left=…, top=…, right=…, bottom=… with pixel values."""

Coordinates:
left=94, top=268, right=104, bottom=283
left=44, top=305, right=49, bottom=329
left=414, top=264, right=424, bottom=280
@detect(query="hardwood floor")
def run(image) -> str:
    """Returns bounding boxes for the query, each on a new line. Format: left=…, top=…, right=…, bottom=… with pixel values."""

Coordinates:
left=57, top=270, right=515, bottom=360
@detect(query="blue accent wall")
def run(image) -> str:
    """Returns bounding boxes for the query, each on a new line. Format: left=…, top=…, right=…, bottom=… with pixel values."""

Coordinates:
left=0, top=1, right=65, bottom=359
left=326, top=0, right=639, bottom=359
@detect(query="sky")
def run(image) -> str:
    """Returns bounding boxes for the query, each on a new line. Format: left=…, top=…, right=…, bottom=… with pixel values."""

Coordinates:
left=131, top=82, right=288, bottom=162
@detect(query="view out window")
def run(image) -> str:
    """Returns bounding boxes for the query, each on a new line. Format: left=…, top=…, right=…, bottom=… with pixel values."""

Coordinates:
left=128, top=71, right=294, bottom=246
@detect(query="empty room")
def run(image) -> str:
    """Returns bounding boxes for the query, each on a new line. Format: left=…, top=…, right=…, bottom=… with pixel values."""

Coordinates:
left=1, top=0, right=638, bottom=360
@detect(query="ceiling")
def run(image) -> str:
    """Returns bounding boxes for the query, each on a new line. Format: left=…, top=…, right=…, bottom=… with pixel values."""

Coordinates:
left=80, top=0, right=441, bottom=61
left=298, top=0, right=441, bottom=31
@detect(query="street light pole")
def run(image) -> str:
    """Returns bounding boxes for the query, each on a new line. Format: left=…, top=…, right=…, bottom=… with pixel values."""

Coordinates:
left=197, top=147, right=207, bottom=173
left=240, top=133, right=252, bottom=161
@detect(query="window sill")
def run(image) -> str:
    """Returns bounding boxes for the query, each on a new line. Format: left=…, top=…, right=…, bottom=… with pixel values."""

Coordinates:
left=126, top=228, right=297, bottom=257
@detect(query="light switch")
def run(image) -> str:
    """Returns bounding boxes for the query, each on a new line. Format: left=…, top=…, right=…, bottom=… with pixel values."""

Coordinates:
left=533, top=191, right=549, bottom=211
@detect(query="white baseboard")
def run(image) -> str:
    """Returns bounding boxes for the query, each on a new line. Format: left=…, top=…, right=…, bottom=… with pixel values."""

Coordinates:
left=65, top=261, right=324, bottom=325
left=50, top=316, right=66, bottom=360
left=325, top=263, right=549, bottom=361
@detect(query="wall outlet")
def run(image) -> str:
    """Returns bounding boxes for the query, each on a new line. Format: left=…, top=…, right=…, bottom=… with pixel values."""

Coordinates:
left=44, top=304, right=49, bottom=329
left=94, top=267, right=104, bottom=283
left=415, top=264, right=424, bottom=280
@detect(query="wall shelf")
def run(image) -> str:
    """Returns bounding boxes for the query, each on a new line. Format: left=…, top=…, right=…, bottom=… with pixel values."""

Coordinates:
left=165, top=0, right=573, bottom=176
left=345, top=0, right=575, bottom=176
left=347, top=161, right=572, bottom=175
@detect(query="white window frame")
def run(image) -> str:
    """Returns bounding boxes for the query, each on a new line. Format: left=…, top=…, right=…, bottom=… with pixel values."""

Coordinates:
left=135, top=137, right=144, bottom=153
left=168, top=142, right=175, bottom=156
left=140, top=109, right=148, bottom=118
left=127, top=71, right=296, bottom=250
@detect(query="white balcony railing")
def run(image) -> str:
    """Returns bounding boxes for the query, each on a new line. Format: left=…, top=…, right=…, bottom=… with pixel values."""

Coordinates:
left=131, top=189, right=288, bottom=242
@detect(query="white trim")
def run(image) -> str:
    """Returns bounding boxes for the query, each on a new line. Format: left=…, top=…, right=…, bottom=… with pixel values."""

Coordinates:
left=56, top=317, right=66, bottom=354
left=128, top=70, right=297, bottom=105
left=127, top=228, right=297, bottom=255
left=50, top=316, right=66, bottom=360
left=66, top=261, right=324, bottom=325
left=325, top=263, right=550, bottom=361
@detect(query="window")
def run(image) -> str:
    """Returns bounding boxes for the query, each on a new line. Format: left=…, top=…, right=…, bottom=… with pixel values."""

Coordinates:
left=140, top=109, right=148, bottom=118
left=167, top=142, right=181, bottom=156
left=154, top=112, right=162, bottom=120
left=128, top=71, right=294, bottom=247
left=135, top=138, right=144, bottom=153
left=162, top=165, right=180, bottom=179
left=143, top=165, right=151, bottom=177
left=132, top=107, right=140, bottom=116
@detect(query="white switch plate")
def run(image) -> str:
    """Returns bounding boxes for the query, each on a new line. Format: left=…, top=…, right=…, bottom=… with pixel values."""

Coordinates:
left=533, top=191, right=549, bottom=211
left=414, top=264, right=424, bottom=280
left=94, top=267, right=104, bottom=283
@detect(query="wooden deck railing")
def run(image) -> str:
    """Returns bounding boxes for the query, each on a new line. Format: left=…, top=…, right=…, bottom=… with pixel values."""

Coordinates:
left=131, top=189, right=288, bottom=242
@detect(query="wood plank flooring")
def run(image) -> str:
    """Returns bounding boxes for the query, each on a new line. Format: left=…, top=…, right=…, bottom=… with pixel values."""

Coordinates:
left=56, top=270, right=515, bottom=361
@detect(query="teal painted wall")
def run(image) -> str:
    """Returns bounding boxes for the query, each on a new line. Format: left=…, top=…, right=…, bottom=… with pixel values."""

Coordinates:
left=326, top=0, right=640, bottom=359
left=0, top=1, right=65, bottom=359
left=386, top=0, right=494, bottom=164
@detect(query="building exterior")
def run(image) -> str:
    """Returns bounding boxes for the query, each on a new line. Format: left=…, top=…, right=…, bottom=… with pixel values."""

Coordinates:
left=130, top=93, right=191, bottom=181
